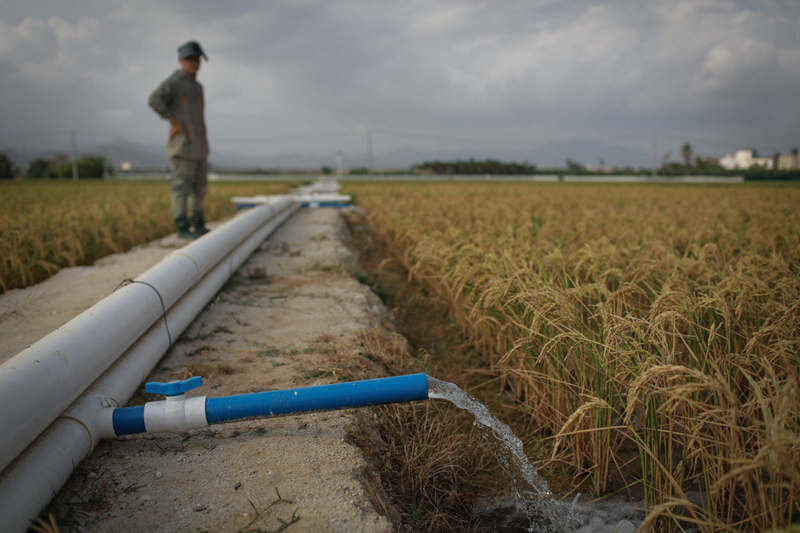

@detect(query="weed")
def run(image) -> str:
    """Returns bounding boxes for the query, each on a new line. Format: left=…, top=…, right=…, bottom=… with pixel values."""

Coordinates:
left=235, top=487, right=300, bottom=533
left=351, top=267, right=391, bottom=303
left=306, top=261, right=343, bottom=273
left=184, top=345, right=212, bottom=358
left=30, top=513, right=60, bottom=533
left=258, top=346, right=281, bottom=358
left=217, top=364, right=237, bottom=375
left=302, top=369, right=335, bottom=380
left=182, top=325, right=233, bottom=342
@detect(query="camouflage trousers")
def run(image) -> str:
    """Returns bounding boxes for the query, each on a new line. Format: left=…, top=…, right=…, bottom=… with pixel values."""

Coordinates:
left=170, top=157, right=207, bottom=222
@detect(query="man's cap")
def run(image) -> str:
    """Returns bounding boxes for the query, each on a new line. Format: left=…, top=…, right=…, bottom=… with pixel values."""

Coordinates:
left=178, top=41, right=208, bottom=61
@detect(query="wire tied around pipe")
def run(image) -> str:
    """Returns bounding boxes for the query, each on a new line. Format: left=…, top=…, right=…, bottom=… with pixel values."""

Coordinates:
left=114, top=279, right=173, bottom=346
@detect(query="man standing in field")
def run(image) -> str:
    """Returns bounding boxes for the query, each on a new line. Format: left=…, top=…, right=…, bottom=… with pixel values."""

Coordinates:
left=148, top=41, right=210, bottom=239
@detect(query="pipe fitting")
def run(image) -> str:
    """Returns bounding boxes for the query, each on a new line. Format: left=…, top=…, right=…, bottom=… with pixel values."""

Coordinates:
left=145, top=396, right=208, bottom=434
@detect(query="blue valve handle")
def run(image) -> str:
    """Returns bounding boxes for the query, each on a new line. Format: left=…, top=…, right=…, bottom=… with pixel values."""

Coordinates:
left=145, top=376, right=203, bottom=396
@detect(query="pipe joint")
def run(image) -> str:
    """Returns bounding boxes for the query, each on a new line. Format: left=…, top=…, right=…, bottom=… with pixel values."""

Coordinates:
left=111, top=395, right=208, bottom=436
left=143, top=395, right=208, bottom=434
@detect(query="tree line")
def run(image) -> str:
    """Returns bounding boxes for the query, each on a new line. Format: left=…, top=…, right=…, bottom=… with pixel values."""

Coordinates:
left=412, top=159, right=538, bottom=175
left=0, top=153, right=112, bottom=180
left=2, top=148, right=798, bottom=181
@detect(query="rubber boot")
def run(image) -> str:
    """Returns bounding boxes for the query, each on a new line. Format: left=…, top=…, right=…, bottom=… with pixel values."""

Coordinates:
left=191, top=213, right=210, bottom=236
left=175, top=216, right=197, bottom=239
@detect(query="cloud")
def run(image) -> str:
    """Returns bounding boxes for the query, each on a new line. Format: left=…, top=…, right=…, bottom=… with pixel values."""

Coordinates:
left=700, top=39, right=775, bottom=90
left=0, top=16, right=100, bottom=75
left=1, top=0, right=799, bottom=164
left=414, top=3, right=482, bottom=33
left=778, top=48, right=800, bottom=73
left=0, top=18, right=60, bottom=64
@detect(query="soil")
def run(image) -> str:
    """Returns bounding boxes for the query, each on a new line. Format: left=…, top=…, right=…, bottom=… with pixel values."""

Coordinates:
left=2, top=208, right=403, bottom=532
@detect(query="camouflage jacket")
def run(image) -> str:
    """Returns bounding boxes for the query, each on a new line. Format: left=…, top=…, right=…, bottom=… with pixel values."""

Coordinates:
left=148, top=69, right=208, bottom=160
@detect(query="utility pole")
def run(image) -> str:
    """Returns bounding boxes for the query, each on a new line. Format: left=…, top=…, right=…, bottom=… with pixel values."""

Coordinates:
left=70, top=129, right=79, bottom=181
left=336, top=150, right=343, bottom=177
left=652, top=136, right=658, bottom=177
left=366, top=128, right=373, bottom=174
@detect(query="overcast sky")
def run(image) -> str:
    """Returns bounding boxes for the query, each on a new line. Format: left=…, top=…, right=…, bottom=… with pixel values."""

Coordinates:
left=1, top=0, right=799, bottom=167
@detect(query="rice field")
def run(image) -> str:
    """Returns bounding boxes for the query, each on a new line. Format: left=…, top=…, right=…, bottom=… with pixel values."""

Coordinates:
left=347, top=181, right=800, bottom=532
left=0, top=180, right=292, bottom=292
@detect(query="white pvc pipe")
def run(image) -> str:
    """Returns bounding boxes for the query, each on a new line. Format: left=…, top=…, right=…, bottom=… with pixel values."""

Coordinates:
left=0, top=202, right=299, bottom=532
left=0, top=196, right=295, bottom=473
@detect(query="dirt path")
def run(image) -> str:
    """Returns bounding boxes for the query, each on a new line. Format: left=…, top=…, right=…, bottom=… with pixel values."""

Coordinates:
left=4, top=208, right=399, bottom=532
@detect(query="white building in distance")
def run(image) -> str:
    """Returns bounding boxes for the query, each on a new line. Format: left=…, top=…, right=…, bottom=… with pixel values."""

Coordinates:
left=777, top=153, right=800, bottom=170
left=719, top=149, right=774, bottom=170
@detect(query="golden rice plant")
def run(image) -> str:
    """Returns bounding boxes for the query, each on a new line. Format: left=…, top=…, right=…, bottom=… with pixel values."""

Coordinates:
left=0, top=180, right=292, bottom=292
left=347, top=181, right=800, bottom=531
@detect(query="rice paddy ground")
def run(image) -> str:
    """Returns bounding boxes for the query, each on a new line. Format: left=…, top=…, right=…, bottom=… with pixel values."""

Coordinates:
left=344, top=180, right=800, bottom=532
left=3, top=178, right=799, bottom=531
left=0, top=179, right=295, bottom=292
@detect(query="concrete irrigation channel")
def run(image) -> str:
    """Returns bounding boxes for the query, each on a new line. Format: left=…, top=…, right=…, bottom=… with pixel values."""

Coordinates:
left=0, top=182, right=411, bottom=532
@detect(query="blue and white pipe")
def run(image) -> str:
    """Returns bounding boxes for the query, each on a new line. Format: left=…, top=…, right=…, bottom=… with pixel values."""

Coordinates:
left=102, top=374, right=429, bottom=438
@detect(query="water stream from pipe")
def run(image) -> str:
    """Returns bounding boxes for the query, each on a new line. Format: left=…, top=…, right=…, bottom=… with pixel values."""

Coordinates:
left=427, top=376, right=643, bottom=532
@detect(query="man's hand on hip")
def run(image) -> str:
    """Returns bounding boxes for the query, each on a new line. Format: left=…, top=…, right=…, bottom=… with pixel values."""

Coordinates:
left=168, top=117, right=182, bottom=138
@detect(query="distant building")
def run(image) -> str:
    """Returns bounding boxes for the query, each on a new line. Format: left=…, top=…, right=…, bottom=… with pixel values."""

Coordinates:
left=120, top=161, right=132, bottom=171
left=719, top=149, right=774, bottom=170
left=777, top=153, right=800, bottom=170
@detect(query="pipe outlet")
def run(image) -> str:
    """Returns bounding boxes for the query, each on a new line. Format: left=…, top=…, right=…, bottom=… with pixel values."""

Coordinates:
left=106, top=373, right=429, bottom=437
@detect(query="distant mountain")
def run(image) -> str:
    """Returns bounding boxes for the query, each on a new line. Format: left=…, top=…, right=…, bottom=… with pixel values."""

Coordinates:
left=93, top=139, right=169, bottom=168
left=88, top=137, right=655, bottom=170
left=0, top=140, right=168, bottom=170
left=210, top=151, right=334, bottom=170
left=1, top=147, right=61, bottom=168
left=3, top=137, right=655, bottom=172
left=89, top=141, right=339, bottom=170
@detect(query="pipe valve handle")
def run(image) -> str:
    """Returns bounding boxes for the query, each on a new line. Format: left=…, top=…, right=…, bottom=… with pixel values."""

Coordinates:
left=145, top=376, right=203, bottom=396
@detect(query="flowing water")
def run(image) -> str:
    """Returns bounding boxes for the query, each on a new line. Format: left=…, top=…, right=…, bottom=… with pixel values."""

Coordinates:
left=427, top=377, right=644, bottom=532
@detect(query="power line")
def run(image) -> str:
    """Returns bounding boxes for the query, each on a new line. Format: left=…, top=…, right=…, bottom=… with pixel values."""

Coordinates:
left=366, top=128, right=373, bottom=172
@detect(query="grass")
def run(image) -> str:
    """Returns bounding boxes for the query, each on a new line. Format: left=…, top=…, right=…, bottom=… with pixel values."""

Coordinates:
left=301, top=369, right=335, bottom=380
left=0, top=179, right=294, bottom=292
left=258, top=346, right=282, bottom=358
left=181, top=325, right=233, bottom=342
left=346, top=180, right=800, bottom=532
left=351, top=267, right=391, bottom=303
left=362, top=401, right=506, bottom=531
left=183, top=345, right=213, bottom=358
left=347, top=326, right=527, bottom=532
